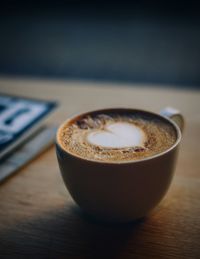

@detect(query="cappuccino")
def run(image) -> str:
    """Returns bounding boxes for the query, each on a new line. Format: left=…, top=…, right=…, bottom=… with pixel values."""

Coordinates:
left=58, top=110, right=177, bottom=162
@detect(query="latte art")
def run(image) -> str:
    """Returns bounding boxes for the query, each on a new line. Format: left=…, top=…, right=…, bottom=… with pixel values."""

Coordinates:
left=58, top=110, right=177, bottom=162
left=87, top=122, right=146, bottom=148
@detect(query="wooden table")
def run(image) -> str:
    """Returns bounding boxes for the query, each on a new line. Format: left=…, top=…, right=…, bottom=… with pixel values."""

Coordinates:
left=0, top=77, right=199, bottom=258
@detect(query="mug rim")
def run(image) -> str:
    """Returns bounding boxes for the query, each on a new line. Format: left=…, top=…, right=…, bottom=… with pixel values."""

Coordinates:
left=56, top=107, right=182, bottom=164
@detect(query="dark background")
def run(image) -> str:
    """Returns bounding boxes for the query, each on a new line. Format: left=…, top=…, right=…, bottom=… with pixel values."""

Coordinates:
left=0, top=1, right=200, bottom=88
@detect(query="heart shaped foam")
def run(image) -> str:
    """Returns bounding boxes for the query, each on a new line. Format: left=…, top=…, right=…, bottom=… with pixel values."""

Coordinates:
left=87, top=122, right=146, bottom=148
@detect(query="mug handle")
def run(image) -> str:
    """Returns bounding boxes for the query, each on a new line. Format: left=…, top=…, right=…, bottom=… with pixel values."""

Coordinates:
left=160, top=107, right=184, bottom=133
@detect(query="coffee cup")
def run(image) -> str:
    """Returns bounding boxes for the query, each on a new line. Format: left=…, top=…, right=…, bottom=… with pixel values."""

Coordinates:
left=56, top=107, right=184, bottom=222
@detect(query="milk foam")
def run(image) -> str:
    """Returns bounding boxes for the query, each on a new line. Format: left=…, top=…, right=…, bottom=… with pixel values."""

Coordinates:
left=60, top=111, right=177, bottom=162
left=87, top=122, right=146, bottom=148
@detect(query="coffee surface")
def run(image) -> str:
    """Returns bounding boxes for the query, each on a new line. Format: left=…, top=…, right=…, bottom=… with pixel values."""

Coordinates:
left=58, top=110, right=177, bottom=162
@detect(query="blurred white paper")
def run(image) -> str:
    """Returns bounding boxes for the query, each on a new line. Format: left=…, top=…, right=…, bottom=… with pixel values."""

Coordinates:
left=0, top=94, right=57, bottom=160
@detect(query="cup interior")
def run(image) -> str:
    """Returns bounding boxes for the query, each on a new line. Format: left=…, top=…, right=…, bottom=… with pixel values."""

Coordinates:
left=56, top=108, right=181, bottom=164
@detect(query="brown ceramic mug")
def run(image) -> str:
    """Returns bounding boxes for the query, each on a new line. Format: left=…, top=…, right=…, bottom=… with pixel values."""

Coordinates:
left=56, top=107, right=184, bottom=222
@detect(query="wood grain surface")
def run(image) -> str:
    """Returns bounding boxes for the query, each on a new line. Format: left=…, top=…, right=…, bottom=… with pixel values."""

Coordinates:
left=0, top=77, right=199, bottom=258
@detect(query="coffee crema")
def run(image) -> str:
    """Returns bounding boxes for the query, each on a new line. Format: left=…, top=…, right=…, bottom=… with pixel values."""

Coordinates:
left=58, top=110, right=177, bottom=162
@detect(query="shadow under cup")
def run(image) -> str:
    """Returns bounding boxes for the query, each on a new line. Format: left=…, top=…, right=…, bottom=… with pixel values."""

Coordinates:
left=56, top=108, right=182, bottom=222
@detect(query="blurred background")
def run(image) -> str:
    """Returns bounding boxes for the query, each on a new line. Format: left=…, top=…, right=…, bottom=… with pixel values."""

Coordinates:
left=0, top=0, right=200, bottom=89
